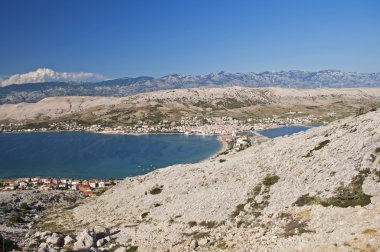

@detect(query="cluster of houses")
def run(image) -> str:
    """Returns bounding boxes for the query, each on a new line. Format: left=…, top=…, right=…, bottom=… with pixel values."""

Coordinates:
left=234, top=136, right=252, bottom=151
left=0, top=111, right=330, bottom=135
left=0, top=177, right=116, bottom=196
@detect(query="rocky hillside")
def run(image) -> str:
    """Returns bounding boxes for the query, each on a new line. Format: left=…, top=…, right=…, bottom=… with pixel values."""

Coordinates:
left=30, top=109, right=380, bottom=251
left=1, top=87, right=380, bottom=125
left=0, top=191, right=83, bottom=250
left=1, top=70, right=380, bottom=104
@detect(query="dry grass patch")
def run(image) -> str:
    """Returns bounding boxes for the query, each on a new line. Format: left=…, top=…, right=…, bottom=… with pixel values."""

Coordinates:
left=362, top=229, right=377, bottom=235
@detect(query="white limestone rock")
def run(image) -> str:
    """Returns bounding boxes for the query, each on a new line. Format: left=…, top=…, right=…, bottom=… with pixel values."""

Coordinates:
left=73, top=229, right=95, bottom=250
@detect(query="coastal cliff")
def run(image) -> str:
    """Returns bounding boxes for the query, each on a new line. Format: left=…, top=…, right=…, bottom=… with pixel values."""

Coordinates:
left=43, top=109, right=380, bottom=251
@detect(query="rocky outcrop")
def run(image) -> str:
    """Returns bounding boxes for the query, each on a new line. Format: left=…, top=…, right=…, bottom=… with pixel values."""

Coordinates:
left=0, top=191, right=83, bottom=247
left=66, top=109, right=380, bottom=251
left=24, top=226, right=133, bottom=251
left=73, top=229, right=95, bottom=250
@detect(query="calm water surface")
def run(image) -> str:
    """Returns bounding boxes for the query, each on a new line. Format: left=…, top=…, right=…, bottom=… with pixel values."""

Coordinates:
left=259, top=125, right=312, bottom=138
left=0, top=132, right=221, bottom=179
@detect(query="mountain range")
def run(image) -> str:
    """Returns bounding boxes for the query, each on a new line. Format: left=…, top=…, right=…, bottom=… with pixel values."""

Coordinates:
left=1, top=69, right=380, bottom=104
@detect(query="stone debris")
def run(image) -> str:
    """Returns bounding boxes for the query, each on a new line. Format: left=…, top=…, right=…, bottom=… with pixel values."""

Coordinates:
left=71, top=110, right=380, bottom=251
left=6, top=109, right=380, bottom=251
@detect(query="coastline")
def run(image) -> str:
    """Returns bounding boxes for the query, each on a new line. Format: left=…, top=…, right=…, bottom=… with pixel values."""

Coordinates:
left=209, top=135, right=230, bottom=160
left=0, top=132, right=223, bottom=180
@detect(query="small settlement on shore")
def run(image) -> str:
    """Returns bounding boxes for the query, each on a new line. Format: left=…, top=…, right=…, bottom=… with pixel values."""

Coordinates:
left=0, top=112, right=328, bottom=135
left=0, top=177, right=117, bottom=195
left=0, top=113, right=325, bottom=192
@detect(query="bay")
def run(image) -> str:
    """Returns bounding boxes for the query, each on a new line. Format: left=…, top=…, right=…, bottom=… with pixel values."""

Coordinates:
left=0, top=132, right=221, bottom=179
left=259, top=125, right=313, bottom=138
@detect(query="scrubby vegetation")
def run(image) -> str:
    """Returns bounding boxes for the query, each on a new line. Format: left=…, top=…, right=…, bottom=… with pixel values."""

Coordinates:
left=230, top=175, right=279, bottom=221
left=8, top=213, right=23, bottom=224
left=263, top=174, right=280, bottom=186
left=149, top=185, right=164, bottom=195
left=293, top=170, right=372, bottom=208
left=279, top=212, right=315, bottom=238
left=198, top=221, right=219, bottom=229
left=0, top=234, right=19, bottom=251
left=188, top=221, right=197, bottom=227
left=20, top=202, right=29, bottom=211
left=362, top=228, right=377, bottom=235
left=303, top=140, right=330, bottom=158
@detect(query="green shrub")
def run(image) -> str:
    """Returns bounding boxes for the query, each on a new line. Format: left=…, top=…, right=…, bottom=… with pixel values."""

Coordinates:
left=1, top=207, right=9, bottom=214
left=0, top=234, right=18, bottom=251
left=303, top=140, right=330, bottom=158
left=9, top=214, right=23, bottom=224
left=230, top=204, right=245, bottom=219
left=362, top=229, right=377, bottom=235
left=20, top=202, right=29, bottom=211
left=127, top=246, right=138, bottom=252
left=149, top=185, right=163, bottom=195
left=293, top=171, right=371, bottom=208
left=263, top=174, right=280, bottom=186
left=198, top=221, right=218, bottom=229
left=188, top=221, right=197, bottom=227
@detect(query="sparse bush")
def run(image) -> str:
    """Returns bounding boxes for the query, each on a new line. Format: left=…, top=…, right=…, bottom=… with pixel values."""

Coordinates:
left=0, top=234, right=18, bottom=251
left=219, top=159, right=226, bottom=163
left=141, top=212, right=149, bottom=219
left=182, top=231, right=210, bottom=239
left=20, top=202, right=29, bottom=211
left=95, top=190, right=106, bottom=196
left=230, top=204, right=245, bottom=219
left=293, top=171, right=371, bottom=208
left=198, top=221, right=218, bottom=229
left=362, top=229, right=377, bottom=235
left=9, top=213, right=23, bottom=224
left=216, top=240, right=228, bottom=249
left=263, top=174, right=280, bottom=186
left=188, top=221, right=197, bottom=227
left=127, top=246, right=138, bottom=252
left=149, top=185, right=163, bottom=195
left=303, top=140, right=330, bottom=157
left=282, top=218, right=314, bottom=237
left=293, top=194, right=319, bottom=207
left=1, top=207, right=10, bottom=214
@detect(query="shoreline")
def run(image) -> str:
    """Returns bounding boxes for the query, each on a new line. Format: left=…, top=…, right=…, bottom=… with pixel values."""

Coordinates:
left=0, top=122, right=317, bottom=136
left=211, top=135, right=229, bottom=159
left=0, top=133, right=224, bottom=181
left=0, top=125, right=317, bottom=180
left=0, top=129, right=221, bottom=137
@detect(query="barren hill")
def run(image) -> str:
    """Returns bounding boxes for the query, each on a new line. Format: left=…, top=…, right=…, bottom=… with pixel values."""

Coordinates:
left=38, top=109, right=380, bottom=251
left=1, top=87, right=380, bottom=125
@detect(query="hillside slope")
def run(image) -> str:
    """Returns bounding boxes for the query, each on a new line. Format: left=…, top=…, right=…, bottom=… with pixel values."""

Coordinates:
left=1, top=87, right=379, bottom=124
left=68, top=110, right=380, bottom=251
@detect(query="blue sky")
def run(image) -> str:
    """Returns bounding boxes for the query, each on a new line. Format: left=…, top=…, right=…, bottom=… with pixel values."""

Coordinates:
left=0, top=0, right=379, bottom=78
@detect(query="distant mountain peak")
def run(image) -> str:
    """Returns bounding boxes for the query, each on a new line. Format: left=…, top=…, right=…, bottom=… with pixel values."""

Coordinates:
left=0, top=69, right=379, bottom=104
left=0, top=68, right=106, bottom=87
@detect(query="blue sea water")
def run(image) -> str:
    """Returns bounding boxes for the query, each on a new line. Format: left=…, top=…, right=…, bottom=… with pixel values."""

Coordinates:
left=0, top=132, right=221, bottom=179
left=259, top=125, right=312, bottom=138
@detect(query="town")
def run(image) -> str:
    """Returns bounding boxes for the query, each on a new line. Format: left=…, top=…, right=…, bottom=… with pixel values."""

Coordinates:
left=0, top=177, right=117, bottom=195
left=0, top=111, right=334, bottom=135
